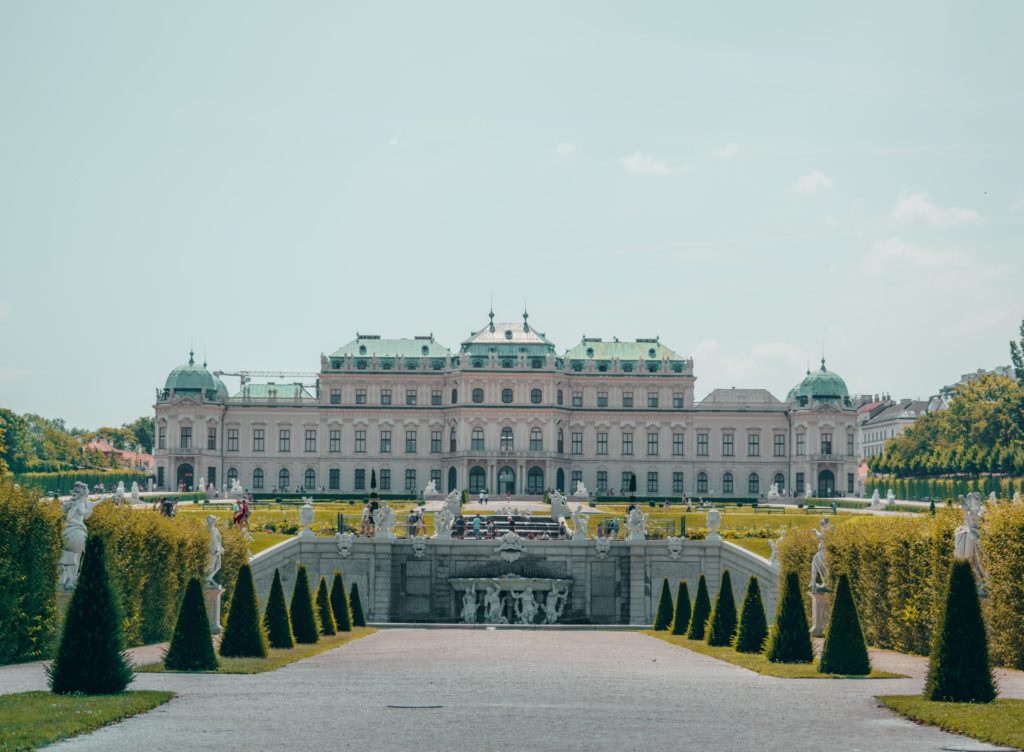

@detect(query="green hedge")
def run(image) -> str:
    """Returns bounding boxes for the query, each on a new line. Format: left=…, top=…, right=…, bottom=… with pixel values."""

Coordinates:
left=0, top=480, right=63, bottom=664
left=981, top=502, right=1024, bottom=669
left=14, top=471, right=150, bottom=495
left=865, top=475, right=1023, bottom=501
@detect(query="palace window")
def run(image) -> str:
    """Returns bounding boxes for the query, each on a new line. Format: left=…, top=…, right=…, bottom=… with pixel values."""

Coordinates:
left=431, top=430, right=442, bottom=454
left=672, top=433, right=684, bottom=456
left=304, top=469, right=315, bottom=489
left=305, top=429, right=316, bottom=452
left=847, top=434, right=855, bottom=457
left=252, top=468, right=264, bottom=489
left=406, top=389, right=417, bottom=406
left=432, top=390, right=442, bottom=406
left=227, top=429, right=238, bottom=452
left=278, top=468, right=290, bottom=490
left=622, top=471, right=636, bottom=493
left=622, top=432, right=634, bottom=456
left=596, top=432, right=608, bottom=455
left=572, top=391, right=582, bottom=408
left=501, top=388, right=513, bottom=404
left=405, top=469, right=417, bottom=492
left=431, top=469, right=441, bottom=490
left=571, top=470, right=583, bottom=492
left=253, top=428, right=265, bottom=452
left=451, top=389, right=458, bottom=404
left=557, top=390, right=563, bottom=405
left=722, top=433, right=734, bottom=457
left=329, top=430, right=341, bottom=453
left=355, top=430, right=366, bottom=453
left=597, top=391, right=608, bottom=408
left=796, top=434, right=806, bottom=456
left=356, top=389, right=367, bottom=405
left=774, top=473, right=785, bottom=492
left=723, top=472, right=734, bottom=494
left=672, top=472, right=684, bottom=494
left=697, top=471, right=708, bottom=494
left=747, top=433, right=760, bottom=457
left=329, top=469, right=340, bottom=490
left=531, top=388, right=542, bottom=404
left=405, top=430, right=417, bottom=454
left=179, top=426, right=192, bottom=449
left=450, top=428, right=456, bottom=452
left=847, top=473, right=855, bottom=494
left=472, top=428, right=484, bottom=451
left=557, top=429, right=564, bottom=454
left=774, top=435, right=785, bottom=457
left=380, top=469, right=391, bottom=491
left=821, top=433, right=832, bottom=455
left=530, top=428, right=543, bottom=451
left=227, top=467, right=238, bottom=487
left=354, top=469, right=366, bottom=490
left=330, top=389, right=341, bottom=405
left=500, top=427, right=514, bottom=451
left=207, top=427, right=216, bottom=450
left=647, top=391, right=659, bottom=408
left=795, top=472, right=804, bottom=493
left=596, top=471, right=608, bottom=494
left=697, top=432, right=708, bottom=456
left=748, top=473, right=760, bottom=495
left=647, top=432, right=659, bottom=456
left=673, top=393, right=684, bottom=409
left=278, top=429, right=291, bottom=452
left=381, top=389, right=392, bottom=406
left=571, top=432, right=583, bottom=455
left=622, top=391, right=634, bottom=408
left=527, top=467, right=544, bottom=494
left=472, top=388, right=484, bottom=404
left=380, top=430, right=392, bottom=453
left=647, top=472, right=658, bottom=493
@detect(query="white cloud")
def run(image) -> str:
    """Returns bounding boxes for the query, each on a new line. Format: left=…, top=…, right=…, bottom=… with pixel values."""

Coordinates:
left=620, top=152, right=671, bottom=175
left=891, top=192, right=981, bottom=227
left=794, top=169, right=835, bottom=196
left=860, top=237, right=967, bottom=275
left=693, top=338, right=810, bottom=399
left=388, top=131, right=402, bottom=147
left=709, top=143, right=740, bottom=159
left=551, top=142, right=580, bottom=158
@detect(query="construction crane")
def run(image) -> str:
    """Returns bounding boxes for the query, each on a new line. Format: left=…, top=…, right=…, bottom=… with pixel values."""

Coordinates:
left=213, top=370, right=318, bottom=388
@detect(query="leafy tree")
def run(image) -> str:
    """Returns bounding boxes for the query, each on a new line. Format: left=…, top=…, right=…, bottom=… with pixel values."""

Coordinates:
left=164, top=577, right=218, bottom=671
left=349, top=581, right=367, bottom=627
left=706, top=570, right=737, bottom=647
left=124, top=416, right=155, bottom=453
left=924, top=561, right=995, bottom=702
left=316, top=577, right=336, bottom=636
left=330, top=572, right=352, bottom=632
left=687, top=575, right=712, bottom=640
left=766, top=571, right=813, bottom=663
left=735, top=576, right=768, bottom=653
left=653, top=578, right=674, bottom=631
left=818, top=574, right=870, bottom=675
left=671, top=580, right=691, bottom=636
left=48, top=535, right=133, bottom=694
left=289, top=566, right=319, bottom=644
left=219, top=564, right=268, bottom=658
left=263, top=569, right=293, bottom=649
left=1011, top=317, right=1024, bottom=382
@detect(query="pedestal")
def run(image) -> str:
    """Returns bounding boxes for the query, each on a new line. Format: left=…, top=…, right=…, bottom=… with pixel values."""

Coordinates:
left=809, top=589, right=831, bottom=637
left=204, top=586, right=225, bottom=635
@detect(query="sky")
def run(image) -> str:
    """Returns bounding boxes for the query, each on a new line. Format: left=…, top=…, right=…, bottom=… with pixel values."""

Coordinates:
left=1, top=2, right=1022, bottom=429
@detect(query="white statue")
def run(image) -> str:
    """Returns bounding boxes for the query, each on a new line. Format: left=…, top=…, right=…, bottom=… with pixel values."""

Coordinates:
left=549, top=489, right=571, bottom=521
left=423, top=479, right=438, bottom=498
left=571, top=506, right=588, bottom=541
left=1014, top=490, right=1023, bottom=505
left=196, top=477, right=206, bottom=494
left=706, top=507, right=721, bottom=541
left=59, top=483, right=109, bottom=590
left=886, top=488, right=896, bottom=504
left=113, top=481, right=126, bottom=504
left=767, top=483, right=780, bottom=500
left=205, top=515, right=223, bottom=587
left=373, top=501, right=396, bottom=539
left=988, top=491, right=998, bottom=503
left=336, top=531, right=355, bottom=557
left=594, top=536, right=611, bottom=559
left=460, top=585, right=478, bottom=624
left=542, top=583, right=569, bottom=623
left=868, top=489, right=883, bottom=510
left=299, top=497, right=315, bottom=537
left=483, top=585, right=507, bottom=624
left=572, top=481, right=589, bottom=498
left=666, top=536, right=683, bottom=560
left=769, top=529, right=786, bottom=569
left=512, top=587, right=539, bottom=625
left=954, top=493, right=987, bottom=588
left=147, top=478, right=154, bottom=492
left=231, top=479, right=243, bottom=499
left=434, top=507, right=455, bottom=540
left=804, top=482, right=813, bottom=498
left=625, top=507, right=647, bottom=541
left=810, top=521, right=829, bottom=591
left=130, top=481, right=140, bottom=503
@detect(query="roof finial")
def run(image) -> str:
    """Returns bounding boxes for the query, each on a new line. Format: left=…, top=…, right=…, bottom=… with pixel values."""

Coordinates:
left=203, top=347, right=208, bottom=369
left=488, top=300, right=495, bottom=333
left=522, top=299, right=529, bottom=333
left=806, top=357, right=810, bottom=376
left=189, top=339, right=195, bottom=367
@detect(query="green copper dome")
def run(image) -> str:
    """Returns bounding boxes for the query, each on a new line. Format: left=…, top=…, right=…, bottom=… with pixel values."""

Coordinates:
left=164, top=351, right=226, bottom=400
left=790, top=359, right=849, bottom=402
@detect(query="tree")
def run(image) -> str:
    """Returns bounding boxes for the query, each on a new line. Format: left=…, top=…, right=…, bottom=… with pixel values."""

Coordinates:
left=818, top=574, right=870, bottom=675
left=163, top=577, right=218, bottom=671
left=370, top=470, right=377, bottom=498
left=330, top=572, right=352, bottom=632
left=924, top=561, right=995, bottom=702
left=706, top=570, right=737, bottom=647
left=653, top=578, right=674, bottom=631
left=766, top=571, right=813, bottom=663
left=735, top=576, right=768, bottom=654
left=289, top=566, right=319, bottom=644
left=349, top=581, right=367, bottom=627
left=123, top=416, right=155, bottom=453
left=687, top=574, right=712, bottom=640
left=671, top=580, right=691, bottom=636
left=48, top=535, right=133, bottom=694
left=1011, top=317, right=1024, bottom=382
left=263, top=569, right=294, bottom=649
left=219, top=564, right=268, bottom=658
left=316, top=577, right=336, bottom=636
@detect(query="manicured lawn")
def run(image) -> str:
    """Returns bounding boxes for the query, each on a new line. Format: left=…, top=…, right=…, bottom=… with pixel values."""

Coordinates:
left=249, top=531, right=292, bottom=554
left=878, top=695, right=1024, bottom=750
left=137, top=627, right=375, bottom=674
left=729, top=538, right=772, bottom=557
left=0, top=690, right=173, bottom=751
left=646, top=631, right=903, bottom=679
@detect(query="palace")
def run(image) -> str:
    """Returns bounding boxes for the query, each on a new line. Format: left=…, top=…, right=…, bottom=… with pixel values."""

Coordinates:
left=153, top=312, right=859, bottom=499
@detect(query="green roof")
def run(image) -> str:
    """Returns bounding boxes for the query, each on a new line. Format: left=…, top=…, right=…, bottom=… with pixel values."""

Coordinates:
left=564, top=337, right=684, bottom=361
left=789, top=360, right=849, bottom=402
left=164, top=352, right=227, bottom=400
left=461, top=314, right=557, bottom=358
left=331, top=335, right=451, bottom=360
left=232, top=383, right=315, bottom=401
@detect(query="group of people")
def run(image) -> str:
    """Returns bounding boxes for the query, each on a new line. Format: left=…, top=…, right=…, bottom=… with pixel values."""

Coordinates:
left=405, top=507, right=428, bottom=537
left=153, top=497, right=178, bottom=517
left=230, top=498, right=252, bottom=528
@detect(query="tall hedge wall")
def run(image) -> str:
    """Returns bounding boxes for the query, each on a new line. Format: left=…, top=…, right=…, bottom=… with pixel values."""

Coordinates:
left=778, top=505, right=1024, bottom=668
left=865, top=475, right=1023, bottom=501
left=0, top=480, right=63, bottom=664
left=15, top=470, right=151, bottom=495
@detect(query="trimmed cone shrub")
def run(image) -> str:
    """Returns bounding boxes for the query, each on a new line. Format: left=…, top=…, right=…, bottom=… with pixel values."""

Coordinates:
left=330, top=572, right=352, bottom=632
left=653, top=578, right=674, bottom=631
left=923, top=560, right=995, bottom=702
left=706, top=570, right=738, bottom=647
left=316, top=578, right=337, bottom=636
left=818, top=574, right=870, bottom=675
left=766, top=571, right=813, bottom=663
left=289, top=566, right=320, bottom=645
left=48, top=536, right=133, bottom=694
left=671, top=581, right=691, bottom=636
left=263, top=569, right=294, bottom=649
left=219, top=564, right=267, bottom=658
left=349, top=581, right=366, bottom=627
left=164, top=577, right=218, bottom=671
left=687, top=574, right=712, bottom=640
left=735, top=576, right=768, bottom=654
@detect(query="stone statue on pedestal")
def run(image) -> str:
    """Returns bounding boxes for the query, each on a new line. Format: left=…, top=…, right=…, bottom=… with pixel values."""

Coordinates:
left=572, top=481, right=589, bottom=499
left=706, top=508, right=722, bottom=541
left=769, top=529, right=786, bottom=569
left=767, top=483, right=780, bottom=500
left=810, top=521, right=830, bottom=592
left=460, top=585, right=478, bottom=624
left=130, top=481, right=140, bottom=503
left=804, top=482, right=813, bottom=498
left=59, top=483, right=108, bottom=590
left=113, top=481, right=126, bottom=504
left=542, top=583, right=569, bottom=623
left=422, top=479, right=438, bottom=498
left=954, top=492, right=987, bottom=591
left=571, top=506, right=588, bottom=541
left=512, top=587, right=539, bottom=624
left=483, top=585, right=507, bottom=624
left=299, top=498, right=315, bottom=537
left=625, top=507, right=647, bottom=541
left=373, top=501, right=396, bottom=540
left=205, top=515, right=223, bottom=587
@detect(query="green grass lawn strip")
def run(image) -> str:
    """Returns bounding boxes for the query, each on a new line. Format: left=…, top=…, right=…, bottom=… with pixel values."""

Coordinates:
left=645, top=631, right=903, bottom=679
left=137, top=627, right=375, bottom=674
left=0, top=690, right=173, bottom=751
left=878, top=695, right=1024, bottom=750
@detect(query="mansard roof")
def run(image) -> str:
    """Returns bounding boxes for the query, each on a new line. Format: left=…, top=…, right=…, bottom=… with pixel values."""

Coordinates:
left=331, top=334, right=452, bottom=360
left=461, top=312, right=557, bottom=357
left=564, top=336, right=683, bottom=362
left=698, top=388, right=786, bottom=410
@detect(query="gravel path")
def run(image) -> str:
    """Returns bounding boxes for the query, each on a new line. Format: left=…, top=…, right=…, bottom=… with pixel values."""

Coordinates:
left=5, top=630, right=1006, bottom=752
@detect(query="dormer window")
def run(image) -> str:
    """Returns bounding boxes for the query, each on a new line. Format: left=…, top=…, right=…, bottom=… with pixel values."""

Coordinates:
left=421, top=345, right=429, bottom=355
left=586, top=347, right=594, bottom=357
left=648, top=348, right=657, bottom=358
left=359, top=345, right=367, bottom=355
left=505, top=329, right=513, bottom=339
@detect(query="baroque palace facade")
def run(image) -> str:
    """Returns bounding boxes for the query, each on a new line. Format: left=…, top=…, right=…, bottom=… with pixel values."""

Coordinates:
left=153, top=313, right=859, bottom=499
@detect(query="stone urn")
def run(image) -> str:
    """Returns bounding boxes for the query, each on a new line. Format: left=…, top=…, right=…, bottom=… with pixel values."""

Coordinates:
left=299, top=498, right=315, bottom=537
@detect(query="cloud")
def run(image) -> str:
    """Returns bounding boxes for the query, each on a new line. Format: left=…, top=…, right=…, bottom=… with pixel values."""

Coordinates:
left=709, top=143, right=740, bottom=159
left=693, top=338, right=810, bottom=398
left=388, top=131, right=402, bottom=147
left=794, top=170, right=835, bottom=196
left=551, top=142, right=580, bottom=158
left=890, top=192, right=981, bottom=227
left=620, top=152, right=671, bottom=175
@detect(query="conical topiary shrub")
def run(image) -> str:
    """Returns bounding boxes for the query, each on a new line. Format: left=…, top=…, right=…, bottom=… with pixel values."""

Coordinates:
left=316, top=577, right=336, bottom=636
left=48, top=535, right=133, bottom=694
left=263, top=569, right=294, bottom=649
left=818, top=573, right=870, bottom=675
left=687, top=574, right=712, bottom=640
left=289, top=566, right=320, bottom=644
left=330, top=572, right=352, bottom=632
left=219, top=564, right=268, bottom=658
left=653, top=578, right=674, bottom=631
left=164, top=577, right=218, bottom=671
left=671, top=581, right=691, bottom=636
left=735, top=576, right=768, bottom=653
left=706, top=571, right=738, bottom=647
left=766, top=570, right=813, bottom=663
left=349, top=581, right=366, bottom=627
left=924, top=560, right=995, bottom=702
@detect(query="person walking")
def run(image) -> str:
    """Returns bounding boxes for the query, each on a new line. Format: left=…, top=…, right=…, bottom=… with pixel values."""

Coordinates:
left=473, top=514, right=482, bottom=539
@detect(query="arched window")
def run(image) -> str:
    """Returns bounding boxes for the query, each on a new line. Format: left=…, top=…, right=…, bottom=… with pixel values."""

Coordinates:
left=500, top=427, right=514, bottom=451
left=527, top=466, right=544, bottom=494
left=304, top=468, right=316, bottom=489
left=501, top=388, right=513, bottom=404
left=748, top=472, right=760, bottom=495
left=530, top=388, right=542, bottom=404
left=252, top=468, right=264, bottom=489
left=557, top=429, right=564, bottom=454
left=451, top=388, right=458, bottom=404
left=227, top=467, right=239, bottom=486
left=557, top=389, right=564, bottom=405
left=472, top=388, right=484, bottom=403
left=498, top=466, right=516, bottom=494
left=529, top=427, right=543, bottom=451
left=469, top=466, right=486, bottom=493
left=471, top=427, right=484, bottom=451
left=278, top=468, right=290, bottom=490
left=697, top=471, right=708, bottom=494
left=774, top=472, right=785, bottom=492
left=449, top=428, right=457, bottom=452
left=722, top=472, right=734, bottom=494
